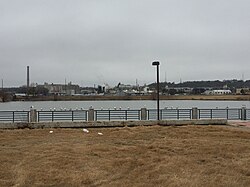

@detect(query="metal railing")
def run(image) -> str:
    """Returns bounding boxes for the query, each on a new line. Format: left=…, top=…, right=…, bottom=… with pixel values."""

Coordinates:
left=0, top=111, right=29, bottom=123
left=198, top=108, right=241, bottom=120
left=95, top=110, right=141, bottom=121
left=0, top=107, right=249, bottom=123
left=247, top=109, right=250, bottom=120
left=37, top=110, right=88, bottom=122
left=148, top=109, right=192, bottom=120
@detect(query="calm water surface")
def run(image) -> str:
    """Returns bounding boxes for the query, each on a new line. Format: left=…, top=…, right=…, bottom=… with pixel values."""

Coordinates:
left=0, top=100, right=249, bottom=111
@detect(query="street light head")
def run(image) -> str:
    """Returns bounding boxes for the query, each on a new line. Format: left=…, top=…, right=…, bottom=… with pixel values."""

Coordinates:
left=152, top=61, right=160, bottom=66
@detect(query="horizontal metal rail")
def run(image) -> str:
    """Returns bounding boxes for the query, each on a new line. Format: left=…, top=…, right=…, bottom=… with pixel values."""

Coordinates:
left=162, top=109, right=192, bottom=120
left=0, top=111, right=29, bottom=123
left=95, top=110, right=140, bottom=121
left=246, top=109, right=250, bottom=120
left=148, top=109, right=192, bottom=120
left=198, top=109, right=241, bottom=120
left=0, top=108, right=249, bottom=123
left=37, top=110, right=87, bottom=122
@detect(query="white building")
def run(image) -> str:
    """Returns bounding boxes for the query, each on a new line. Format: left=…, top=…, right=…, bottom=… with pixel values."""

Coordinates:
left=204, top=90, right=232, bottom=95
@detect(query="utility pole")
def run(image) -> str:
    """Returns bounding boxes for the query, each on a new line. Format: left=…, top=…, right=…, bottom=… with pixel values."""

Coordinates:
left=65, top=78, right=67, bottom=95
left=242, top=73, right=245, bottom=81
left=136, top=78, right=139, bottom=91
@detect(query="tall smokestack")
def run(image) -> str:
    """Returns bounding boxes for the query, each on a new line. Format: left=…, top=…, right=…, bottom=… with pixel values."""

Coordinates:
left=27, top=66, right=29, bottom=95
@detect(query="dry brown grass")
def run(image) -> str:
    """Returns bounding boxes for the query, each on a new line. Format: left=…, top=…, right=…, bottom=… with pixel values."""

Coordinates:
left=1, top=125, right=250, bottom=187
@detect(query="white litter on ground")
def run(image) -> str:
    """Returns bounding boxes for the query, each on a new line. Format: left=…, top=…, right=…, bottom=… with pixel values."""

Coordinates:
left=83, top=129, right=89, bottom=133
left=98, top=132, right=103, bottom=136
left=49, top=130, right=53, bottom=134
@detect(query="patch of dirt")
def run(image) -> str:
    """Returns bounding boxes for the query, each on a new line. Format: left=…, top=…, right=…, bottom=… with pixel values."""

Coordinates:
left=1, top=125, right=250, bottom=187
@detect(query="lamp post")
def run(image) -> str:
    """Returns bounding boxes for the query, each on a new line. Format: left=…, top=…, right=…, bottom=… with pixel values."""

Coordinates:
left=152, top=61, right=160, bottom=121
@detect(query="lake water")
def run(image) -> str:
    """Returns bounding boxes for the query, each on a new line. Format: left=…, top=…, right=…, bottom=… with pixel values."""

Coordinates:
left=0, top=100, right=249, bottom=111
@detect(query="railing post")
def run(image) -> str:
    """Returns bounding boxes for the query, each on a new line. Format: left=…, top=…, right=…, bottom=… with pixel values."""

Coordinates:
left=109, top=110, right=111, bottom=121
left=192, top=107, right=198, bottom=120
left=12, top=111, right=15, bottom=123
left=85, top=111, right=88, bottom=121
left=30, top=108, right=37, bottom=123
left=88, top=108, right=95, bottom=121
left=177, top=109, right=180, bottom=119
left=125, top=110, right=128, bottom=120
left=37, top=111, right=40, bottom=122
left=141, top=108, right=147, bottom=120
left=241, top=106, right=247, bottom=120
left=52, top=111, right=54, bottom=122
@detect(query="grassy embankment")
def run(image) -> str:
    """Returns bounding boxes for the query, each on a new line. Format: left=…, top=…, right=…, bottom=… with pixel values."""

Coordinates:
left=1, top=125, right=250, bottom=186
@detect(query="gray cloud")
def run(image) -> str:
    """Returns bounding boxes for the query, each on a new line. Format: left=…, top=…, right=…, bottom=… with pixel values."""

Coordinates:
left=0, top=0, right=250, bottom=87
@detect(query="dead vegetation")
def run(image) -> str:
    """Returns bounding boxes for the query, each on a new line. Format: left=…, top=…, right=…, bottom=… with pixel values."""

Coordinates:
left=0, top=125, right=250, bottom=187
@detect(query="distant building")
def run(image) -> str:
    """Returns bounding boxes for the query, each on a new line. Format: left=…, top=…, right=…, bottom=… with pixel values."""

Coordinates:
left=164, top=87, right=192, bottom=95
left=80, top=87, right=97, bottom=95
left=204, top=90, right=232, bottom=95
left=236, top=88, right=250, bottom=95
left=141, top=86, right=153, bottom=95
left=97, top=85, right=105, bottom=94
left=44, top=83, right=65, bottom=95
left=117, top=83, right=133, bottom=89
left=44, top=82, right=80, bottom=95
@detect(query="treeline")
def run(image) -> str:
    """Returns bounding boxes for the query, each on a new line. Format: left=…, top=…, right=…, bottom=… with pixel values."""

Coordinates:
left=149, top=79, right=250, bottom=90
left=2, top=86, right=49, bottom=96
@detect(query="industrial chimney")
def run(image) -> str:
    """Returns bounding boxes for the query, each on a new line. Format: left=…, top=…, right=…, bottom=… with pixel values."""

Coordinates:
left=27, top=66, right=29, bottom=95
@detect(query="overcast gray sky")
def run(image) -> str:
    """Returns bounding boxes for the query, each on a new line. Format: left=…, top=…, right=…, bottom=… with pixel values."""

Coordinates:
left=0, top=0, right=250, bottom=87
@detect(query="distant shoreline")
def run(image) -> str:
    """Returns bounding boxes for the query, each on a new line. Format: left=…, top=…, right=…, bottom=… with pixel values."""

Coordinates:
left=12, top=94, right=250, bottom=102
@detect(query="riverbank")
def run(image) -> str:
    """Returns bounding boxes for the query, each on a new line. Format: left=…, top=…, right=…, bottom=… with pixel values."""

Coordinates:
left=12, top=94, right=250, bottom=102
